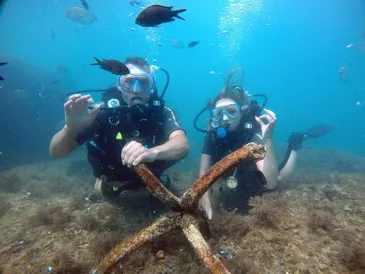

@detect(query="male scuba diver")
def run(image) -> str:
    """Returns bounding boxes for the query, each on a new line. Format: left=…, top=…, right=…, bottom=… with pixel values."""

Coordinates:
left=194, top=68, right=335, bottom=219
left=50, top=56, right=189, bottom=202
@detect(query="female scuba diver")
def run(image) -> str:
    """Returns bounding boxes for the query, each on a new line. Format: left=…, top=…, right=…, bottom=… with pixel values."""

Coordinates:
left=194, top=68, right=335, bottom=219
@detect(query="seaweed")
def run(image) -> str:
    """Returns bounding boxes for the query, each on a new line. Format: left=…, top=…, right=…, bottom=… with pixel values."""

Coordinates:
left=209, top=212, right=250, bottom=244
left=89, top=232, right=124, bottom=261
left=78, top=214, right=102, bottom=231
left=96, top=203, right=119, bottom=219
left=51, top=251, right=89, bottom=274
left=69, top=194, right=86, bottom=210
left=249, top=193, right=291, bottom=230
left=28, top=205, right=72, bottom=230
left=0, top=170, right=24, bottom=193
left=338, top=234, right=365, bottom=272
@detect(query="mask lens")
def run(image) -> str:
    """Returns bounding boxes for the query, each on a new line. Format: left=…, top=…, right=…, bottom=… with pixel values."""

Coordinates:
left=225, top=105, right=239, bottom=118
left=119, top=73, right=155, bottom=93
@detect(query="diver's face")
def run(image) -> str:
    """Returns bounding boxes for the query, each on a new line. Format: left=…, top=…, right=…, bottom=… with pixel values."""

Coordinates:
left=212, top=98, right=242, bottom=131
left=119, top=64, right=153, bottom=106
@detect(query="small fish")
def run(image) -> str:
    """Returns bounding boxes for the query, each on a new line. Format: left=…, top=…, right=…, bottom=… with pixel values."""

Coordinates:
left=188, top=40, right=200, bottom=48
left=136, top=5, right=187, bottom=27
left=129, top=0, right=142, bottom=6
left=171, top=39, right=185, bottom=49
left=81, top=0, right=89, bottom=10
left=0, top=61, right=8, bottom=80
left=90, top=57, right=130, bottom=75
left=65, top=7, right=97, bottom=25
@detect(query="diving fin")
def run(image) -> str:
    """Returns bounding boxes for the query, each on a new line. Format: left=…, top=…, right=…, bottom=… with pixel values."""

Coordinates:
left=302, top=123, right=336, bottom=139
left=279, top=123, right=336, bottom=171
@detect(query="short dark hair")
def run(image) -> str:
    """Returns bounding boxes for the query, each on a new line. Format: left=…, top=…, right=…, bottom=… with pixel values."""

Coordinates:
left=124, top=56, right=150, bottom=72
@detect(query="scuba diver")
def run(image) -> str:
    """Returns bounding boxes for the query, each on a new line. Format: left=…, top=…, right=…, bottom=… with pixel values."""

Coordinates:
left=49, top=56, right=189, bottom=203
left=194, top=68, right=335, bottom=219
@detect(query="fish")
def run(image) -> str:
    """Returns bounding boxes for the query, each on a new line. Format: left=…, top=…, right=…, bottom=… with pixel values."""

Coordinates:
left=90, top=57, right=130, bottom=75
left=129, top=0, right=142, bottom=6
left=135, top=5, right=187, bottom=27
left=171, top=39, right=185, bottom=49
left=188, top=40, right=200, bottom=48
left=0, top=61, right=8, bottom=80
left=80, top=0, right=89, bottom=10
left=65, top=7, right=97, bottom=25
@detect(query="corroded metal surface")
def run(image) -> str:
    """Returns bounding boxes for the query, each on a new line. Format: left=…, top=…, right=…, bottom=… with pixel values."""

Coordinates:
left=180, top=143, right=266, bottom=211
left=181, top=214, right=231, bottom=274
left=94, top=142, right=266, bottom=274
left=134, top=164, right=181, bottom=211
left=96, top=213, right=181, bottom=274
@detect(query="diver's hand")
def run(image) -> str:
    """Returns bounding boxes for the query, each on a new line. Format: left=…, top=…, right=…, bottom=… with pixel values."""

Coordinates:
left=64, top=94, right=100, bottom=133
left=255, top=108, right=276, bottom=141
left=121, top=141, right=158, bottom=167
left=199, top=194, right=213, bottom=220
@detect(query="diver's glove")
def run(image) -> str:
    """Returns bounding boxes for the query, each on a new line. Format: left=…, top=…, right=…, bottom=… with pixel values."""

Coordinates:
left=287, top=132, right=306, bottom=151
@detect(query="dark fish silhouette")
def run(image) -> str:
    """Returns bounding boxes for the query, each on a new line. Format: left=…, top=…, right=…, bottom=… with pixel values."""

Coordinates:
left=90, top=57, right=130, bottom=75
left=136, top=5, right=187, bottom=27
left=81, top=0, right=89, bottom=10
left=188, top=40, right=200, bottom=48
left=0, top=61, right=8, bottom=80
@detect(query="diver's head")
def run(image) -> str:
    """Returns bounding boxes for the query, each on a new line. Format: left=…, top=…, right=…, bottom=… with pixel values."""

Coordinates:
left=116, top=56, right=156, bottom=106
left=210, top=69, right=249, bottom=131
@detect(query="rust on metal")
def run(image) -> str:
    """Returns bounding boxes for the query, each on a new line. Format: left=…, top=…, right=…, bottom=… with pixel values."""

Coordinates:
left=180, top=143, right=266, bottom=211
left=134, top=164, right=181, bottom=211
left=96, top=213, right=181, bottom=274
left=181, top=214, right=231, bottom=274
left=94, top=142, right=266, bottom=274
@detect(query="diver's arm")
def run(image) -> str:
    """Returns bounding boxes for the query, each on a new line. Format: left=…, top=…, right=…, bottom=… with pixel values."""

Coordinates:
left=278, top=150, right=297, bottom=181
left=152, top=130, right=189, bottom=161
left=199, top=154, right=213, bottom=219
left=256, top=138, right=279, bottom=189
left=49, top=126, right=79, bottom=158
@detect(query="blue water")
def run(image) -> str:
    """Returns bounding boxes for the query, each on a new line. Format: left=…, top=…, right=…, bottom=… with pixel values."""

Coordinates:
left=0, top=0, right=364, bottom=170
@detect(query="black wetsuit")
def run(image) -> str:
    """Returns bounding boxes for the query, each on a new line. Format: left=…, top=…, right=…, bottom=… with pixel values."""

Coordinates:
left=75, top=88, right=185, bottom=189
left=201, top=125, right=265, bottom=212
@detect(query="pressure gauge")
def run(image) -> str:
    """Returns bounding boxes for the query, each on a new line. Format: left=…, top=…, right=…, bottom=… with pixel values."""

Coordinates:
left=226, top=176, right=238, bottom=189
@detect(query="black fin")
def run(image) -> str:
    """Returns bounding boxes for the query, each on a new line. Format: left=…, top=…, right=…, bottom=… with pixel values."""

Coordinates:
left=0, top=61, right=8, bottom=66
left=172, top=9, right=187, bottom=21
left=90, top=56, right=101, bottom=66
left=0, top=76, right=4, bottom=80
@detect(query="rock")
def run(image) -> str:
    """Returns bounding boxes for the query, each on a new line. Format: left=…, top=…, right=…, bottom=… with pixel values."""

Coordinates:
left=0, top=200, right=11, bottom=219
left=156, top=250, right=165, bottom=259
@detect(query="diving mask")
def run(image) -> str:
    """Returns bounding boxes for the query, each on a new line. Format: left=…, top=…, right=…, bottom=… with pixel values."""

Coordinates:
left=211, top=103, right=241, bottom=121
left=117, top=73, right=156, bottom=93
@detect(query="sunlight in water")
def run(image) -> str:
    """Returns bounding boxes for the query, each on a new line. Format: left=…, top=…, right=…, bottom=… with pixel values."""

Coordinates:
left=141, top=0, right=165, bottom=56
left=218, top=0, right=264, bottom=58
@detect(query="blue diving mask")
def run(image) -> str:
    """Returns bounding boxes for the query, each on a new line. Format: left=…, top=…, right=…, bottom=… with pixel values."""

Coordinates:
left=210, top=103, right=241, bottom=125
left=117, top=73, right=156, bottom=93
